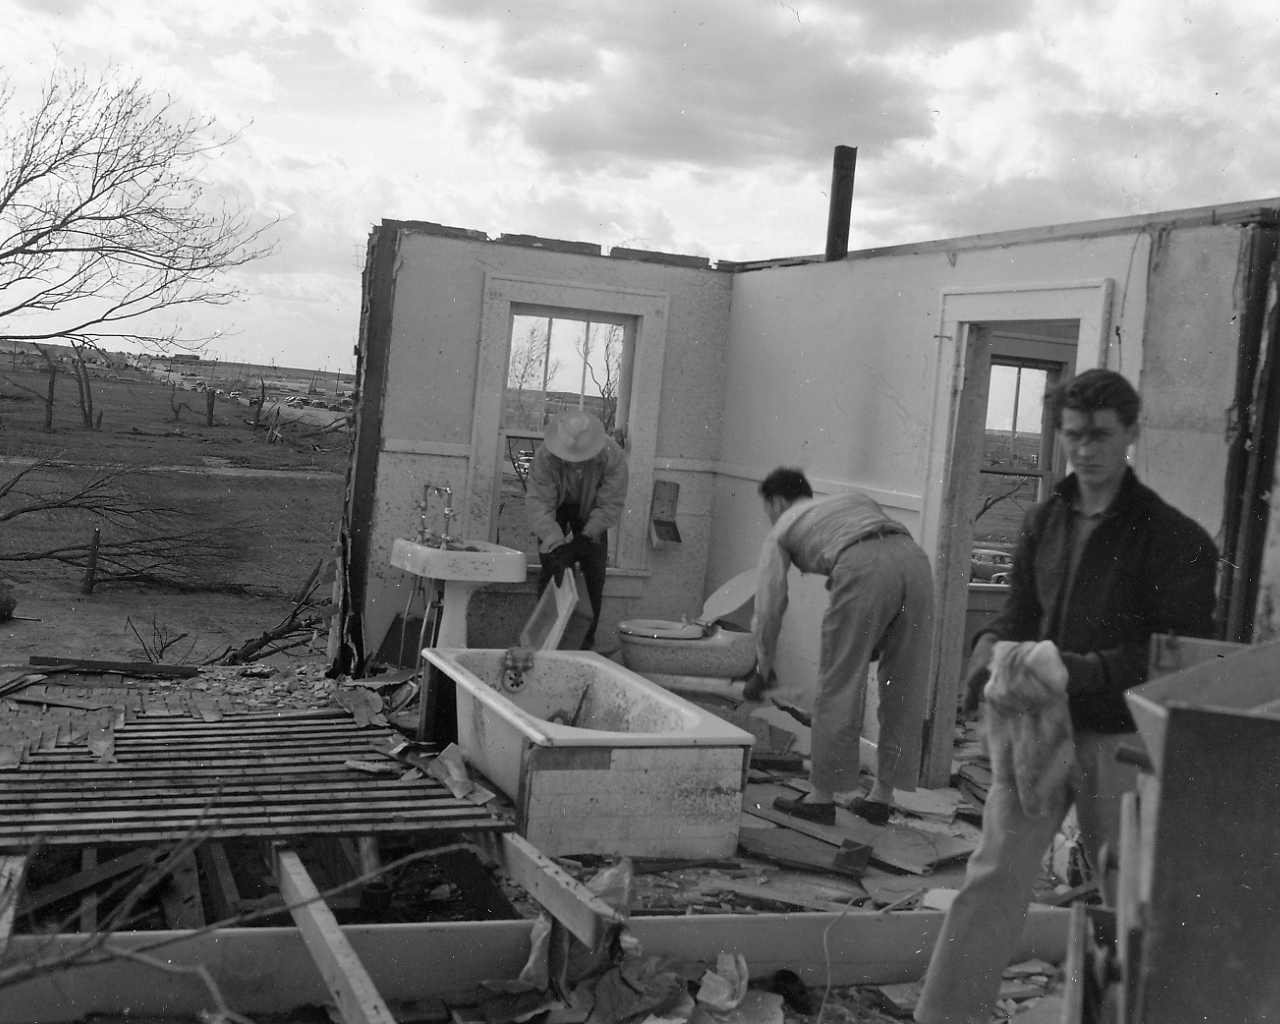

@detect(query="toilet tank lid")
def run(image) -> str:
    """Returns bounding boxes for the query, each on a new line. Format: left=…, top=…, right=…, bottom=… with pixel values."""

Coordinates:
left=697, top=567, right=758, bottom=625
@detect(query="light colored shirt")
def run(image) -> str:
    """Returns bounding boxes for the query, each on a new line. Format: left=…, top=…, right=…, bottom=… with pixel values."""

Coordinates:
left=526, top=438, right=629, bottom=551
left=752, top=492, right=908, bottom=677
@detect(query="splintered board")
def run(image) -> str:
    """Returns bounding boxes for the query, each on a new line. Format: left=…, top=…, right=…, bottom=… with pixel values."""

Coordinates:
left=0, top=709, right=507, bottom=847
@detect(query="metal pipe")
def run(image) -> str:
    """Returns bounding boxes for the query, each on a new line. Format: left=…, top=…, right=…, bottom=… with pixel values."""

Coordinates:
left=825, top=145, right=857, bottom=262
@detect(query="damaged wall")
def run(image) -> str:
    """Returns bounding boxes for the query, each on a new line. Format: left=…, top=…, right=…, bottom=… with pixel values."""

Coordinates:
left=346, top=201, right=1278, bottom=775
left=704, top=210, right=1265, bottom=730
left=350, top=223, right=733, bottom=659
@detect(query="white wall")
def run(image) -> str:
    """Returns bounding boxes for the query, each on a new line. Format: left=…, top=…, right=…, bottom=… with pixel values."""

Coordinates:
left=362, top=229, right=733, bottom=654
left=707, top=228, right=1239, bottom=708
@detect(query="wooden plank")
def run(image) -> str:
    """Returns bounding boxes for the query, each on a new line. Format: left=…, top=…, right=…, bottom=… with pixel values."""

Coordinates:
left=0, top=855, right=26, bottom=957
left=275, top=847, right=397, bottom=1024
left=78, top=848, right=97, bottom=933
left=744, top=783, right=974, bottom=875
left=698, top=874, right=867, bottom=913
left=28, top=657, right=200, bottom=679
left=0, top=811, right=507, bottom=848
left=8, top=693, right=107, bottom=711
left=738, top=827, right=871, bottom=878
left=158, top=850, right=205, bottom=930
left=486, top=832, right=624, bottom=949
left=1061, top=902, right=1087, bottom=1024
left=197, top=842, right=241, bottom=923
left=20, top=847, right=155, bottom=915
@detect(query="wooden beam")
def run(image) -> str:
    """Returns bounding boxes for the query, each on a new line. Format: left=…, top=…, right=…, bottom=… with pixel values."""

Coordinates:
left=0, top=855, right=27, bottom=957
left=27, top=657, right=199, bottom=679
left=484, top=832, right=623, bottom=949
left=196, top=842, right=241, bottom=923
left=274, top=847, right=396, bottom=1024
left=20, top=846, right=154, bottom=916
left=78, top=848, right=97, bottom=933
left=158, top=850, right=205, bottom=930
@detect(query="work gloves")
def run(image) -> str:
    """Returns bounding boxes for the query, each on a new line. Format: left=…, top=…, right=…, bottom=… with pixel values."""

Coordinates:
left=546, top=544, right=579, bottom=586
left=962, top=632, right=998, bottom=714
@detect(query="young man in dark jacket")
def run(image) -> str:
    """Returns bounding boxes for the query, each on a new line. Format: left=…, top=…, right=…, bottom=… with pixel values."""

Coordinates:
left=915, top=369, right=1218, bottom=1024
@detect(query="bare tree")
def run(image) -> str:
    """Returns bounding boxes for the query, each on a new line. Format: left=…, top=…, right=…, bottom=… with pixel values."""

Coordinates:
left=0, top=457, right=249, bottom=590
left=506, top=320, right=563, bottom=431
left=576, top=323, right=624, bottom=431
left=0, top=346, right=58, bottom=430
left=0, top=66, right=275, bottom=431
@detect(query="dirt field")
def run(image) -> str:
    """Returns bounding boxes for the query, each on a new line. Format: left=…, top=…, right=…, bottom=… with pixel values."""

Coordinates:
left=0, top=362, right=349, bottom=666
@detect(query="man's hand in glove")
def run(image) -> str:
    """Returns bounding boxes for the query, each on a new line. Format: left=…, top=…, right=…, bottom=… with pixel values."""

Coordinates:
left=741, top=665, right=777, bottom=702
left=547, top=544, right=578, bottom=586
left=962, top=632, right=998, bottom=714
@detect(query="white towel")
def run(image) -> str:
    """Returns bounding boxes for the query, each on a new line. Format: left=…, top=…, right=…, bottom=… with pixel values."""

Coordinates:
left=984, top=640, right=1077, bottom=818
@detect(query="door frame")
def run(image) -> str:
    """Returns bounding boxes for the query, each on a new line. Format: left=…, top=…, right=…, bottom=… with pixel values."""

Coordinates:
left=917, top=279, right=1118, bottom=785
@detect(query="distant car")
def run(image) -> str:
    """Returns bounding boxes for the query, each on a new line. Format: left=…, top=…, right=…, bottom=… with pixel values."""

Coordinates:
left=228, top=391, right=241, bottom=399
left=517, top=450, right=535, bottom=472
left=971, top=548, right=1014, bottom=584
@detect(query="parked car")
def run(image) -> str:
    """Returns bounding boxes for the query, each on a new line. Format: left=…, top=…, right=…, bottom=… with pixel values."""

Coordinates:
left=971, top=548, right=1014, bottom=584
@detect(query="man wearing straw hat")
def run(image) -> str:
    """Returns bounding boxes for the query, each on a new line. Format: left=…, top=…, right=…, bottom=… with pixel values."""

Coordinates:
left=527, top=409, right=629, bottom=650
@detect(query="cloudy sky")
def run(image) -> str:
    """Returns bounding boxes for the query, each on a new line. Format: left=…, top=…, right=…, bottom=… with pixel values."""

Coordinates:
left=5, top=0, right=1279, bottom=372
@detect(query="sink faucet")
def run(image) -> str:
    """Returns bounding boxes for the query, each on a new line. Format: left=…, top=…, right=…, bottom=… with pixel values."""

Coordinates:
left=429, top=485, right=457, bottom=542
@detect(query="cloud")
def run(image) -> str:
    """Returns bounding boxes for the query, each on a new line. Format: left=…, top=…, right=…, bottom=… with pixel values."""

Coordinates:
left=427, top=1, right=938, bottom=172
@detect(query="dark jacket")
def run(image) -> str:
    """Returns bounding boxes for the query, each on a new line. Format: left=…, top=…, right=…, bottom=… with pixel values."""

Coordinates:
left=986, top=469, right=1218, bottom=733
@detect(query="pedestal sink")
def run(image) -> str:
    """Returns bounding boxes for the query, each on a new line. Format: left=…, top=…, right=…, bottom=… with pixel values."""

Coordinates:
left=390, top=537, right=527, bottom=648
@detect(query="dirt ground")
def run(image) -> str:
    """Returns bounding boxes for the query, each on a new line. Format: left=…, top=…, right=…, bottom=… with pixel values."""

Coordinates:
left=0, top=576, right=315, bottom=668
left=0, top=361, right=349, bottom=668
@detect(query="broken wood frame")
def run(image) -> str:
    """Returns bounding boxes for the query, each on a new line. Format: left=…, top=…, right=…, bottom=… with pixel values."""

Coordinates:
left=0, top=808, right=1060, bottom=1024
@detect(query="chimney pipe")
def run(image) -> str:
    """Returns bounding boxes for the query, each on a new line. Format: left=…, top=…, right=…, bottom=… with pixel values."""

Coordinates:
left=825, top=145, right=857, bottom=261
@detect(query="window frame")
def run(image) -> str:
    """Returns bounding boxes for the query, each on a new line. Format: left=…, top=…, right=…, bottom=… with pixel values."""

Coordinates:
left=466, top=273, right=670, bottom=572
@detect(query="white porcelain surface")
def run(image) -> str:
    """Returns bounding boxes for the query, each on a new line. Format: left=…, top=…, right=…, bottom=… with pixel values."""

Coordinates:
left=391, top=537, right=527, bottom=583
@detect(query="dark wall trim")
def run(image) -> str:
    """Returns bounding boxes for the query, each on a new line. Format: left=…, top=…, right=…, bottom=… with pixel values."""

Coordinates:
left=343, top=220, right=402, bottom=670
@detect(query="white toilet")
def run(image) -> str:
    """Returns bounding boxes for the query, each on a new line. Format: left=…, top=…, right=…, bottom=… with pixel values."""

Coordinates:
left=618, top=569, right=758, bottom=679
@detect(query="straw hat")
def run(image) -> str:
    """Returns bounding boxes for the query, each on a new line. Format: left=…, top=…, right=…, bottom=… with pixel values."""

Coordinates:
left=543, top=410, right=606, bottom=462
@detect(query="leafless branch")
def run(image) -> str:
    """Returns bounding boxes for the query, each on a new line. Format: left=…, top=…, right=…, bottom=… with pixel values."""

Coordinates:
left=0, top=65, right=276, bottom=431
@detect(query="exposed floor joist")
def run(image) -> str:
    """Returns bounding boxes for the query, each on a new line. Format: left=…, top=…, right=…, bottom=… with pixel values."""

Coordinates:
left=276, top=847, right=397, bottom=1024
left=0, top=856, right=26, bottom=958
left=482, top=832, right=624, bottom=948
left=1, top=906, right=1069, bottom=1023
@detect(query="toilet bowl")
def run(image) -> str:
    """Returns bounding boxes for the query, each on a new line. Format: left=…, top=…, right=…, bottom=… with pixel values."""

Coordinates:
left=618, top=568, right=758, bottom=679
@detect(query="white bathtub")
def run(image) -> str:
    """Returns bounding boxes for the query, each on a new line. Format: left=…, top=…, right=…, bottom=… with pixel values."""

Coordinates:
left=422, top=648, right=755, bottom=859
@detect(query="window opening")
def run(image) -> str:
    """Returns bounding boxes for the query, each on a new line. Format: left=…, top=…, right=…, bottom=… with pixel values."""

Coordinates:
left=495, top=310, right=636, bottom=561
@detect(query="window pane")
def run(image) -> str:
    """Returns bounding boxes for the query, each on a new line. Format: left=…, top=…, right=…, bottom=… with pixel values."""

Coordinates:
left=497, top=314, right=630, bottom=560
left=976, top=363, right=1052, bottom=558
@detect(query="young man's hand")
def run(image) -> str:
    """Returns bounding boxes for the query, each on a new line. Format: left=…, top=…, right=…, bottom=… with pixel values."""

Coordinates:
left=741, top=666, right=777, bottom=701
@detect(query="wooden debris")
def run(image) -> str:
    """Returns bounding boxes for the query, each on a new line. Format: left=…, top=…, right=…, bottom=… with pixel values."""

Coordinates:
left=697, top=873, right=867, bottom=913
left=481, top=832, right=623, bottom=949
left=9, top=690, right=106, bottom=711
left=158, top=850, right=205, bottom=930
left=0, top=856, right=27, bottom=957
left=20, top=847, right=156, bottom=915
left=743, top=783, right=976, bottom=875
left=78, top=848, right=97, bottom=933
left=345, top=759, right=400, bottom=775
left=738, top=827, right=871, bottom=878
left=891, top=787, right=963, bottom=824
left=197, top=841, right=241, bottom=923
left=873, top=980, right=923, bottom=1014
left=335, top=686, right=387, bottom=728
left=29, top=657, right=200, bottom=679
left=276, top=847, right=398, bottom=1024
